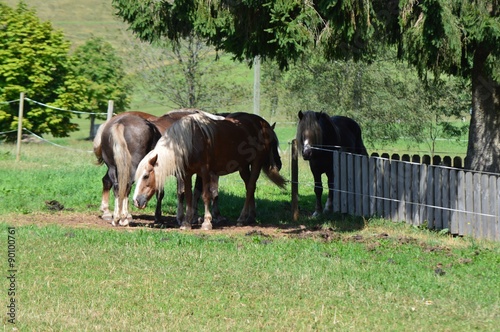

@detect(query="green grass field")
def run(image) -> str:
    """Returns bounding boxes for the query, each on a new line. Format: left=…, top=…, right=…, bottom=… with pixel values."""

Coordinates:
left=0, top=132, right=498, bottom=331
left=1, top=220, right=499, bottom=330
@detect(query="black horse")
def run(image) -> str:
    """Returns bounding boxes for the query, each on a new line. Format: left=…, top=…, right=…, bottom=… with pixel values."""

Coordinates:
left=296, top=110, right=368, bottom=216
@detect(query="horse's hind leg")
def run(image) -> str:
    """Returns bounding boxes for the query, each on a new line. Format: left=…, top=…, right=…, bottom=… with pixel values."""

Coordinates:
left=312, top=171, right=323, bottom=217
left=118, top=182, right=133, bottom=226
left=180, top=175, right=194, bottom=230
left=324, top=172, right=334, bottom=214
left=176, top=177, right=185, bottom=226
left=100, top=172, right=113, bottom=221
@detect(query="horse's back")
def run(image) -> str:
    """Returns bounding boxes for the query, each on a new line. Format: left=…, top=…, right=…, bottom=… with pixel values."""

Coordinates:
left=101, top=114, right=161, bottom=167
left=331, top=115, right=367, bottom=155
left=154, top=109, right=200, bottom=133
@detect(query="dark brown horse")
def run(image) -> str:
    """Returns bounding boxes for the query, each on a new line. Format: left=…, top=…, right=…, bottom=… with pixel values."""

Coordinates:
left=296, top=110, right=367, bottom=217
left=93, top=110, right=210, bottom=226
left=133, top=111, right=286, bottom=230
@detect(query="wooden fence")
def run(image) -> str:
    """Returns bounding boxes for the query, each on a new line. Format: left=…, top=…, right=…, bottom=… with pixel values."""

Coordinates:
left=291, top=141, right=500, bottom=241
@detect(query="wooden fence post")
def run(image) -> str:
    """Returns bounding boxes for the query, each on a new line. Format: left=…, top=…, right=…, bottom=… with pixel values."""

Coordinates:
left=15, top=92, right=25, bottom=162
left=107, top=100, right=114, bottom=120
left=291, top=139, right=299, bottom=221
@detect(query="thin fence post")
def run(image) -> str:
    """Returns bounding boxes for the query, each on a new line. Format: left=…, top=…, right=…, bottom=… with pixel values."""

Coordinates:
left=107, top=100, right=114, bottom=120
left=291, top=139, right=299, bottom=222
left=15, top=92, right=25, bottom=162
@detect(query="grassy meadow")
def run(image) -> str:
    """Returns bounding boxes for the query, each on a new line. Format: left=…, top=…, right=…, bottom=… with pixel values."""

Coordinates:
left=0, top=130, right=499, bottom=331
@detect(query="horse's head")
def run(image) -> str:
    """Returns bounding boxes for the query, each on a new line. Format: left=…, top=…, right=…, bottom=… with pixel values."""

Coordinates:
left=296, top=110, right=322, bottom=160
left=133, top=153, right=159, bottom=209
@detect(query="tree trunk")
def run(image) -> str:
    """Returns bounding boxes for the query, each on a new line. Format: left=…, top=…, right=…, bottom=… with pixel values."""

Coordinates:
left=465, top=46, right=500, bottom=173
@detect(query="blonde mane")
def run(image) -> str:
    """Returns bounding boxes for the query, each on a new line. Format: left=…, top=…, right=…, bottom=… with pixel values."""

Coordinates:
left=136, top=112, right=223, bottom=191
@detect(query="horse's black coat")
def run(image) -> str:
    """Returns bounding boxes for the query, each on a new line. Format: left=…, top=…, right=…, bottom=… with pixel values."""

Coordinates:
left=296, top=110, right=367, bottom=216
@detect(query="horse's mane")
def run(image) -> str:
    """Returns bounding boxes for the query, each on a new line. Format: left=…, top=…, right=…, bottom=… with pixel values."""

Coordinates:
left=296, top=111, right=323, bottom=150
left=138, top=111, right=224, bottom=191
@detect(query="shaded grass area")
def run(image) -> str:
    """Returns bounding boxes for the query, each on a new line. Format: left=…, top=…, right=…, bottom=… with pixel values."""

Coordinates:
left=1, top=222, right=499, bottom=331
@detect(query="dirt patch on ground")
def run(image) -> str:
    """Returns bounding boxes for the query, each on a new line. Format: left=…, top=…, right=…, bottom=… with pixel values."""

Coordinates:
left=1, top=210, right=338, bottom=240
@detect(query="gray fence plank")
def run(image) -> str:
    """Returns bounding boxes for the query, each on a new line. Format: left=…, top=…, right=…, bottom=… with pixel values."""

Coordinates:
left=473, top=173, right=482, bottom=238
left=405, top=162, right=413, bottom=225
left=340, top=152, right=348, bottom=214
left=441, top=168, right=450, bottom=230
left=333, top=151, right=340, bottom=213
left=434, top=167, right=442, bottom=229
left=481, top=174, right=490, bottom=239
left=354, top=154, right=363, bottom=216
left=465, top=172, right=474, bottom=237
left=384, top=159, right=391, bottom=219
left=419, top=164, right=428, bottom=226
left=427, top=169, right=435, bottom=229
left=361, top=155, right=370, bottom=217
left=456, top=171, right=465, bottom=236
left=376, top=158, right=385, bottom=216
left=347, top=153, right=355, bottom=215
left=369, top=156, right=377, bottom=216
left=488, top=176, right=497, bottom=241
left=398, top=161, right=405, bottom=222
left=412, top=164, right=420, bottom=226
left=390, top=160, right=399, bottom=221
left=449, top=170, right=458, bottom=235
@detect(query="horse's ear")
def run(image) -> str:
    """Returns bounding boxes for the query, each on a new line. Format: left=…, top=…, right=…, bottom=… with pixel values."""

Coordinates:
left=271, top=122, right=276, bottom=130
left=298, top=111, right=304, bottom=120
left=148, top=154, right=158, bottom=167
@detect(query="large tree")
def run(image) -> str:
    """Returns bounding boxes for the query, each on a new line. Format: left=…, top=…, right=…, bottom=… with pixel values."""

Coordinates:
left=0, top=2, right=86, bottom=139
left=112, top=0, right=500, bottom=172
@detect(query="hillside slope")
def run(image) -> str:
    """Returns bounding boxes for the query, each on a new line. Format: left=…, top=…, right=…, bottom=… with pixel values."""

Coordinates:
left=3, top=0, right=132, bottom=51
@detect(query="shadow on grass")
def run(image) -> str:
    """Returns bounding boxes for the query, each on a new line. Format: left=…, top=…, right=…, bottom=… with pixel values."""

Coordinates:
left=129, top=189, right=366, bottom=234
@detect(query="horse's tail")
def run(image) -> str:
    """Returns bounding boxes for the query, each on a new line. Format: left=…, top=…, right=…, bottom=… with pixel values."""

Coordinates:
left=263, top=166, right=287, bottom=189
left=92, top=122, right=107, bottom=165
left=263, top=124, right=287, bottom=189
left=111, top=123, right=132, bottom=204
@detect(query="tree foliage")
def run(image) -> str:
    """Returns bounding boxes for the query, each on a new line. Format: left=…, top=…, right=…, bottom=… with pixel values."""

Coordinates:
left=128, top=33, right=249, bottom=110
left=0, top=2, right=86, bottom=139
left=113, top=0, right=499, bottom=171
left=72, top=36, right=132, bottom=119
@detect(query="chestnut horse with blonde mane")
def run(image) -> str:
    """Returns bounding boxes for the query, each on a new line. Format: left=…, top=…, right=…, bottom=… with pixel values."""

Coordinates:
left=133, top=111, right=286, bottom=230
left=93, top=110, right=213, bottom=226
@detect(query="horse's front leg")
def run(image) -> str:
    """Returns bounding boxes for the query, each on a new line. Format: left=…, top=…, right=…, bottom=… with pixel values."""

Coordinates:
left=176, top=177, right=186, bottom=226
left=236, top=167, right=251, bottom=225
left=324, top=171, right=334, bottom=214
left=180, top=175, right=194, bottom=230
left=193, top=175, right=203, bottom=224
left=312, top=171, right=323, bottom=218
left=154, top=189, right=164, bottom=224
left=210, top=174, right=224, bottom=223
left=200, top=170, right=213, bottom=231
left=100, top=172, right=113, bottom=221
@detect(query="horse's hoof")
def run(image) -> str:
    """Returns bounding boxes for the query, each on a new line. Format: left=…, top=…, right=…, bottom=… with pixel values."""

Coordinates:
left=119, top=220, right=130, bottom=227
left=101, top=213, right=113, bottom=221
left=179, top=222, right=192, bottom=230
left=201, top=222, right=212, bottom=231
left=111, top=220, right=118, bottom=227
left=213, top=215, right=227, bottom=224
